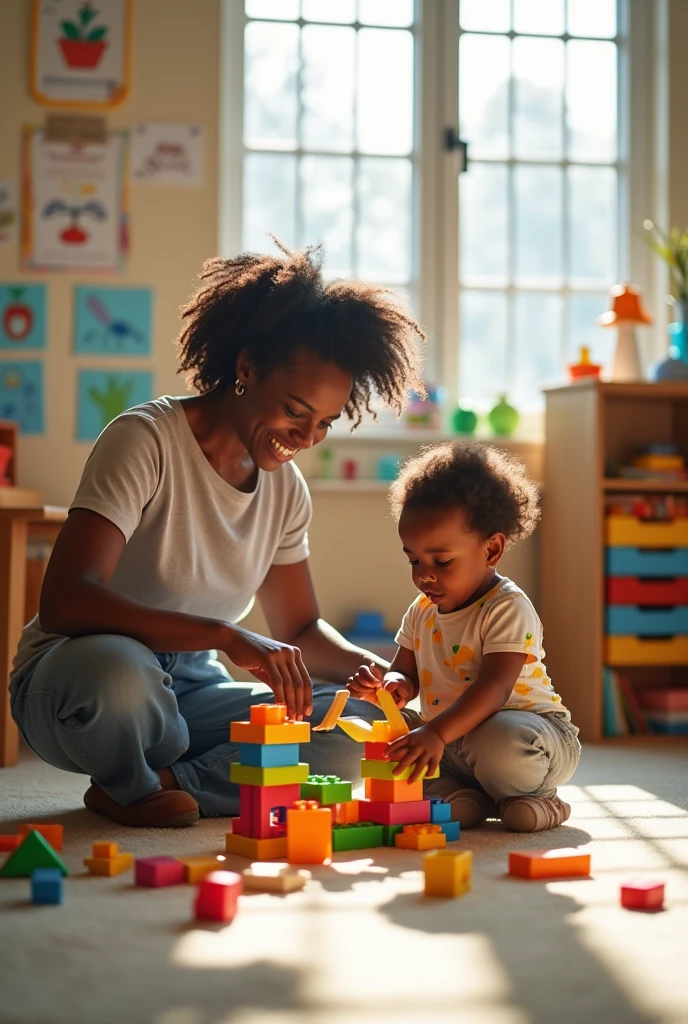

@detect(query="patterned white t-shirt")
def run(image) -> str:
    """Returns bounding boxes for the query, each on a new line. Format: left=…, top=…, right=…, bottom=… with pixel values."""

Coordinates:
left=395, top=577, right=569, bottom=722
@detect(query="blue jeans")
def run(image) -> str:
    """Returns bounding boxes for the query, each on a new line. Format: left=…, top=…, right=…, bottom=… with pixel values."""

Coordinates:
left=10, top=635, right=380, bottom=816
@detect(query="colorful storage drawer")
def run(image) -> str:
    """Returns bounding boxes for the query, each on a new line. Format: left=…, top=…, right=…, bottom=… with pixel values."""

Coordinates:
left=606, top=514, right=688, bottom=548
left=606, top=577, right=688, bottom=604
left=605, top=547, right=688, bottom=576
left=644, top=711, right=688, bottom=735
left=606, top=606, right=688, bottom=635
left=606, top=635, right=688, bottom=666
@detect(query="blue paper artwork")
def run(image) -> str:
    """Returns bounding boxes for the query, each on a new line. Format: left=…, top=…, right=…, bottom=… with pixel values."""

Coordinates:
left=77, top=369, right=153, bottom=441
left=0, top=284, right=47, bottom=350
left=74, top=286, right=152, bottom=356
left=0, top=362, right=44, bottom=434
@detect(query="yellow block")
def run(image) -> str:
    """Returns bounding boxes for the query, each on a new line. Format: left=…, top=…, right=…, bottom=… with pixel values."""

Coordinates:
left=92, top=841, right=119, bottom=859
left=229, top=721, right=311, bottom=745
left=229, top=762, right=310, bottom=786
left=395, top=824, right=446, bottom=851
left=242, top=863, right=311, bottom=892
left=424, top=849, right=473, bottom=897
left=360, top=758, right=439, bottom=782
left=606, top=514, right=688, bottom=547
left=370, top=720, right=393, bottom=742
left=225, top=833, right=288, bottom=861
left=178, top=855, right=228, bottom=883
left=375, top=687, right=409, bottom=739
left=335, top=717, right=374, bottom=742
left=606, top=635, right=688, bottom=666
left=84, top=853, right=134, bottom=877
left=312, top=689, right=349, bottom=732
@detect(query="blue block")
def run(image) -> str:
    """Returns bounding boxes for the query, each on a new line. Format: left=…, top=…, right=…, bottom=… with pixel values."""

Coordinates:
left=429, top=799, right=452, bottom=823
left=238, top=743, right=300, bottom=768
left=440, top=821, right=461, bottom=841
left=31, top=868, right=63, bottom=905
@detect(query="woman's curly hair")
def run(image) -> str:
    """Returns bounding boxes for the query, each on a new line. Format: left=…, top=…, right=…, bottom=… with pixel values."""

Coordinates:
left=389, top=441, right=541, bottom=548
left=177, top=240, right=426, bottom=427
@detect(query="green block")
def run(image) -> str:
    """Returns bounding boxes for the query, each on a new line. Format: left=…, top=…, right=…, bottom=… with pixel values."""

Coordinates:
left=360, top=758, right=439, bottom=782
left=229, top=762, right=310, bottom=787
left=300, top=774, right=353, bottom=804
left=0, top=830, right=69, bottom=878
left=332, top=822, right=385, bottom=852
left=382, top=824, right=404, bottom=847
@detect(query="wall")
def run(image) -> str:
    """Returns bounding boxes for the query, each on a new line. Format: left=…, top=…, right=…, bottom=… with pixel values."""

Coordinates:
left=0, top=0, right=221, bottom=505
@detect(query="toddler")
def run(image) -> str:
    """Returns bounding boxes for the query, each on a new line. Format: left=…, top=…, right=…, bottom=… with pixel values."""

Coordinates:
left=348, top=441, right=580, bottom=832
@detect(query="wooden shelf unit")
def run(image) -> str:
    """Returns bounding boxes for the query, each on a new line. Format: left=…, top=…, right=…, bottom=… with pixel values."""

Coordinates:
left=541, top=380, right=688, bottom=743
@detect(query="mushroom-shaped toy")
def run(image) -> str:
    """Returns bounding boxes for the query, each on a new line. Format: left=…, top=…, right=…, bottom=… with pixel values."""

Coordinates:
left=597, top=284, right=653, bottom=381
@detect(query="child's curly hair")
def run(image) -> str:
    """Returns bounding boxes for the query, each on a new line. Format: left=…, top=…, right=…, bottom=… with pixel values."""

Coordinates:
left=177, top=239, right=426, bottom=427
left=389, top=441, right=540, bottom=548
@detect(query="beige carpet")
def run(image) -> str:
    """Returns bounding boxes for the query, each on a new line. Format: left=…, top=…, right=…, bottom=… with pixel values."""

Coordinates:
left=1, top=742, right=687, bottom=1024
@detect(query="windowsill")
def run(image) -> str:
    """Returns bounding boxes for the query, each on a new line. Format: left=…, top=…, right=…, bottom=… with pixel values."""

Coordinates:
left=323, top=425, right=545, bottom=446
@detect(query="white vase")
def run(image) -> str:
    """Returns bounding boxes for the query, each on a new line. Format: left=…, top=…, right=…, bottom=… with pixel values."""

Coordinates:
left=611, top=324, right=641, bottom=381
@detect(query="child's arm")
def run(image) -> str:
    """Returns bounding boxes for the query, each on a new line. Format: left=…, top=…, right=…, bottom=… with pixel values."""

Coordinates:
left=346, top=645, right=419, bottom=707
left=386, top=652, right=527, bottom=782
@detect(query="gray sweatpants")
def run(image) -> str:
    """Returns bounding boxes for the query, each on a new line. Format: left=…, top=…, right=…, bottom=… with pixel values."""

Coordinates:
left=402, top=708, right=581, bottom=804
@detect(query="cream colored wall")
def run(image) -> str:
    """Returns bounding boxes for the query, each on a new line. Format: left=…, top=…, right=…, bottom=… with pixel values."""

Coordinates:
left=0, top=0, right=220, bottom=506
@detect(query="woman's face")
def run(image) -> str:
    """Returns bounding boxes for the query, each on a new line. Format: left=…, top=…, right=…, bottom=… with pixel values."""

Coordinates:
left=235, top=349, right=353, bottom=470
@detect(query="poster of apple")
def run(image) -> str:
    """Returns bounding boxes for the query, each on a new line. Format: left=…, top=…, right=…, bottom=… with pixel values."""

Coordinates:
left=23, top=128, right=127, bottom=272
left=0, top=284, right=46, bottom=350
left=31, top=0, right=131, bottom=108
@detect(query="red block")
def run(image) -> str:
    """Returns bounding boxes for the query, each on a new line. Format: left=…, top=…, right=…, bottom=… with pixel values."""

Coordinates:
left=364, top=741, right=390, bottom=761
left=620, top=880, right=665, bottom=911
left=194, top=870, right=243, bottom=922
left=358, top=799, right=431, bottom=826
left=234, top=782, right=301, bottom=839
left=135, top=856, right=185, bottom=887
left=0, top=836, right=20, bottom=852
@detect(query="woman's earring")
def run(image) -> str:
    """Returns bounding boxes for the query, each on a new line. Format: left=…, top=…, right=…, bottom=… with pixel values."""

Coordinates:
left=234, top=379, right=245, bottom=396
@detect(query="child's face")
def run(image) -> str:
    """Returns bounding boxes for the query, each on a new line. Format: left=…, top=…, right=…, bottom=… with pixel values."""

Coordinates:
left=398, top=505, right=505, bottom=614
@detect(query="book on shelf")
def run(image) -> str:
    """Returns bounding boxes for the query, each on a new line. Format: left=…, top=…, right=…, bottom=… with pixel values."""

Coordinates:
left=602, top=669, right=649, bottom=736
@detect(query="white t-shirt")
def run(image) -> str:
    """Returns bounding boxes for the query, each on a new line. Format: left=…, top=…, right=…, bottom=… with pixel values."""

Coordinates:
left=12, top=396, right=312, bottom=680
left=395, top=577, right=569, bottom=721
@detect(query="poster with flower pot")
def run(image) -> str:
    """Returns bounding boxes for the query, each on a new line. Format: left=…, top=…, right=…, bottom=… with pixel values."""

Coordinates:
left=0, top=284, right=46, bottom=350
left=23, top=128, right=127, bottom=272
left=31, top=0, right=131, bottom=108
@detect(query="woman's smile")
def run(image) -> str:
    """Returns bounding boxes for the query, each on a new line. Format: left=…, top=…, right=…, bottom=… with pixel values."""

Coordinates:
left=266, top=429, right=299, bottom=462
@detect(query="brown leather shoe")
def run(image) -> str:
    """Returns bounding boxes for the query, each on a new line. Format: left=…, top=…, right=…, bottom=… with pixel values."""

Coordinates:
left=84, top=783, right=200, bottom=828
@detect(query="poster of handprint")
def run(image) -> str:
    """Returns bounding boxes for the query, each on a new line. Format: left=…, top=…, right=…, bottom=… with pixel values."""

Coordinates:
left=77, top=368, right=152, bottom=441
left=74, top=286, right=152, bottom=355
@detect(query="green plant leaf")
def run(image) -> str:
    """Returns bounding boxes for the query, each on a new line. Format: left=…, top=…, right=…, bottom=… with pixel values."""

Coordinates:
left=80, top=5, right=98, bottom=24
left=61, top=20, right=81, bottom=39
left=87, top=26, right=107, bottom=41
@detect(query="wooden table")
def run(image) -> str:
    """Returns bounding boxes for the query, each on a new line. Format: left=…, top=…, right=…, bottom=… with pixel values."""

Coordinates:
left=0, top=506, right=67, bottom=767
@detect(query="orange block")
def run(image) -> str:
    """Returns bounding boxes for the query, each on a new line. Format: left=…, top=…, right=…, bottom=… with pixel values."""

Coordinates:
left=225, top=833, right=288, bottom=861
left=92, top=841, right=119, bottom=859
left=365, top=778, right=424, bottom=803
left=508, top=848, right=591, bottom=880
left=395, top=824, right=446, bottom=851
left=287, top=801, right=332, bottom=864
left=249, top=703, right=287, bottom=726
left=329, top=800, right=360, bottom=824
left=230, top=720, right=311, bottom=745
left=370, top=721, right=393, bottom=743
left=179, top=855, right=229, bottom=884
left=18, top=823, right=63, bottom=851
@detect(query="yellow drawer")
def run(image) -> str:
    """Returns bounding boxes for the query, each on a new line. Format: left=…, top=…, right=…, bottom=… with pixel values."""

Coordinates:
left=606, top=635, right=688, bottom=666
left=606, top=514, right=688, bottom=548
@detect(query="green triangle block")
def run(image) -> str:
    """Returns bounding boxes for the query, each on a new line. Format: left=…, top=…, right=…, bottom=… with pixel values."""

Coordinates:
left=0, top=829, right=69, bottom=877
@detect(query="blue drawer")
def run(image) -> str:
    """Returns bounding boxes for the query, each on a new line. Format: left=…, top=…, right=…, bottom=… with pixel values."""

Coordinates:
left=606, top=605, right=688, bottom=635
left=606, top=547, right=688, bottom=577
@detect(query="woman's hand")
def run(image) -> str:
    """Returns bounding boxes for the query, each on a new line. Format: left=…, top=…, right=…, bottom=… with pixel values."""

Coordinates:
left=223, top=625, right=313, bottom=720
left=346, top=662, right=384, bottom=702
left=386, top=725, right=445, bottom=783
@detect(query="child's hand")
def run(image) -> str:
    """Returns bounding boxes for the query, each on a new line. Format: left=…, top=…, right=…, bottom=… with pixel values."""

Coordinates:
left=346, top=662, right=384, bottom=703
left=386, top=725, right=445, bottom=784
left=383, top=674, right=416, bottom=709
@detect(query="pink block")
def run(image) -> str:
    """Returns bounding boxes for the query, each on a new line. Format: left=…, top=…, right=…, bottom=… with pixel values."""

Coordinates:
left=194, top=870, right=243, bottom=922
left=358, top=799, right=431, bottom=826
left=135, top=856, right=185, bottom=887
left=620, top=879, right=665, bottom=911
left=237, top=782, right=301, bottom=838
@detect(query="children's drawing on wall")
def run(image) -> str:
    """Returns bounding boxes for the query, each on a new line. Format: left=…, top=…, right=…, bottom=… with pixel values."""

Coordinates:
left=0, top=362, right=45, bottom=435
left=131, top=123, right=204, bottom=186
left=0, top=284, right=46, bottom=350
left=0, top=181, right=18, bottom=247
left=74, top=286, right=152, bottom=355
left=31, top=0, right=131, bottom=108
left=23, top=128, right=127, bottom=271
left=77, top=369, right=152, bottom=440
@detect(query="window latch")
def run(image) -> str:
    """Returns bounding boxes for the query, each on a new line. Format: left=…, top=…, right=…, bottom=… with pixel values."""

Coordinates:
left=444, top=129, right=468, bottom=173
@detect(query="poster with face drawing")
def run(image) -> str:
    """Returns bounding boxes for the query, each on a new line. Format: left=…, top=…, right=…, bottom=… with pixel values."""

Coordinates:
left=23, top=128, right=127, bottom=271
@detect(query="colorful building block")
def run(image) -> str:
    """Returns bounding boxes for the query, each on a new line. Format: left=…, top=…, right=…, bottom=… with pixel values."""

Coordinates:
left=312, top=688, right=349, bottom=731
left=358, top=799, right=431, bottom=826
left=93, top=841, right=119, bottom=859
left=242, top=863, right=311, bottom=893
left=225, top=832, right=288, bottom=861
left=429, top=799, right=452, bottom=823
left=364, top=777, right=424, bottom=803
left=395, top=824, right=447, bottom=851
left=332, top=822, right=385, bottom=852
left=229, top=762, right=309, bottom=787
left=238, top=743, right=300, bottom=768
left=370, top=720, right=394, bottom=743
left=364, top=741, right=390, bottom=761
left=84, top=842, right=134, bottom=877
left=18, top=823, right=64, bottom=851
left=0, top=830, right=69, bottom=878
left=287, top=801, right=332, bottom=864
left=360, top=758, right=439, bottom=782
left=31, top=868, right=63, bottom=905
left=250, top=703, right=287, bottom=726
left=232, top=782, right=301, bottom=839
left=230, top=721, right=311, bottom=746
left=328, top=800, right=359, bottom=825
left=375, top=687, right=409, bottom=739
left=194, top=870, right=243, bottom=922
left=508, top=848, right=591, bottom=880
left=0, top=835, right=19, bottom=852
left=382, top=824, right=404, bottom=846
left=135, top=856, right=185, bottom=887
left=620, top=880, right=665, bottom=911
left=424, top=849, right=473, bottom=897
left=178, top=855, right=228, bottom=884
left=440, top=821, right=461, bottom=842
left=300, top=775, right=353, bottom=804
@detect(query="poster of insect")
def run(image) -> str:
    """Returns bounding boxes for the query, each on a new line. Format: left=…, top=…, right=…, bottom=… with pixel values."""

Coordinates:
left=74, top=286, right=152, bottom=355
left=77, top=368, right=153, bottom=441
left=0, top=363, right=44, bottom=435
left=0, top=284, right=46, bottom=349
left=23, top=128, right=127, bottom=271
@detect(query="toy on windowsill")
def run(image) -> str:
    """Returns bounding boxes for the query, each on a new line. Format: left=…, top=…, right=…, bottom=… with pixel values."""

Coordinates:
left=597, top=283, right=653, bottom=382
left=342, top=459, right=358, bottom=481
left=404, top=384, right=444, bottom=430
left=488, top=395, right=519, bottom=437
left=648, top=324, right=688, bottom=381
left=451, top=405, right=478, bottom=435
left=568, top=346, right=602, bottom=382
left=318, top=447, right=334, bottom=480
left=377, top=453, right=403, bottom=482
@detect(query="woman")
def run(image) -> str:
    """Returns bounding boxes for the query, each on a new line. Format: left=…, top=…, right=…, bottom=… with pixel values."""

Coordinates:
left=10, top=243, right=425, bottom=827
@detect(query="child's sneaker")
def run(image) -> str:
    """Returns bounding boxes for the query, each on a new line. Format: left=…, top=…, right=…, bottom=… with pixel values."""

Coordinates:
left=439, top=787, right=498, bottom=829
left=500, top=794, right=571, bottom=832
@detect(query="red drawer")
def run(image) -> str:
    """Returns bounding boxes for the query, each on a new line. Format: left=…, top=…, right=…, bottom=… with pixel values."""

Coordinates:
left=606, top=577, right=688, bottom=605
